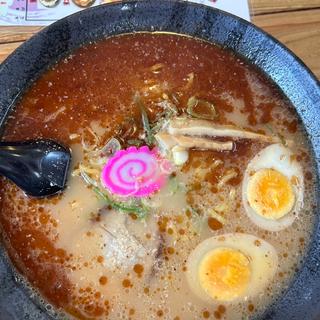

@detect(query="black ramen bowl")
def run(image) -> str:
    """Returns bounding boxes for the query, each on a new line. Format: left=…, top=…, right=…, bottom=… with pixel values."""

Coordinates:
left=0, top=1, right=319, bottom=319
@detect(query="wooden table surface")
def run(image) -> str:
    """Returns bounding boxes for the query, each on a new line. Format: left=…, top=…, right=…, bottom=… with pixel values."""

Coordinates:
left=0, top=0, right=319, bottom=79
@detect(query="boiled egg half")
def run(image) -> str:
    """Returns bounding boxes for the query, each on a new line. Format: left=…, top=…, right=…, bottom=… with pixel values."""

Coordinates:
left=186, top=233, right=278, bottom=302
left=242, top=144, right=304, bottom=231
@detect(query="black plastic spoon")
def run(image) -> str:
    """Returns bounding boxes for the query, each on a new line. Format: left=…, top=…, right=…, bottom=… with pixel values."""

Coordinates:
left=0, top=139, right=72, bottom=197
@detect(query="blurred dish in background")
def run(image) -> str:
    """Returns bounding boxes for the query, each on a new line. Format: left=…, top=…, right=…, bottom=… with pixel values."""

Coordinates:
left=39, top=0, right=59, bottom=7
left=72, top=0, right=94, bottom=7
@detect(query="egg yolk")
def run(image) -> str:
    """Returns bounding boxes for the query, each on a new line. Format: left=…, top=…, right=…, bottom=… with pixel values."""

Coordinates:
left=247, top=168, right=295, bottom=220
left=198, top=248, right=251, bottom=301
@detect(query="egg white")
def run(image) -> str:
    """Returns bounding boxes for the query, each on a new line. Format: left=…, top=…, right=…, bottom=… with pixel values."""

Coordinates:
left=242, top=144, right=304, bottom=231
left=186, top=233, right=278, bottom=303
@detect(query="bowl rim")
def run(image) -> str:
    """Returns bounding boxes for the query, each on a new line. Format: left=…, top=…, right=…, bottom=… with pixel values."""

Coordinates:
left=0, top=1, right=319, bottom=319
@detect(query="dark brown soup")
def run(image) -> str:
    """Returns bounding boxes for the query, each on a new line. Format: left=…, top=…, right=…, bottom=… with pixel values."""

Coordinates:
left=0, top=33, right=316, bottom=320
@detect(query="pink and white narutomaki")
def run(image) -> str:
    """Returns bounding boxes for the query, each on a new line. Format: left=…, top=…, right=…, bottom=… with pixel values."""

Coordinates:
left=101, top=146, right=172, bottom=197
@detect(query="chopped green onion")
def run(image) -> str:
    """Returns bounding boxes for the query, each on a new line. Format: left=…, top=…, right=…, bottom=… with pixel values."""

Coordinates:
left=188, top=206, right=200, bottom=216
left=93, top=187, right=148, bottom=219
left=187, top=206, right=203, bottom=234
left=79, top=167, right=98, bottom=187
left=265, top=123, right=274, bottom=134
left=168, top=175, right=180, bottom=195
left=151, top=99, right=178, bottom=134
left=150, top=118, right=167, bottom=134
left=265, top=124, right=286, bottom=146
left=187, top=96, right=217, bottom=120
left=278, top=134, right=287, bottom=146
left=161, top=100, right=178, bottom=116
left=127, top=139, right=144, bottom=147
left=133, top=92, right=154, bottom=146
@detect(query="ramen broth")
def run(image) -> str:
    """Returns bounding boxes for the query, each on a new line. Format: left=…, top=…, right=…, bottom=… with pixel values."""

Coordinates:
left=0, top=33, right=316, bottom=320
